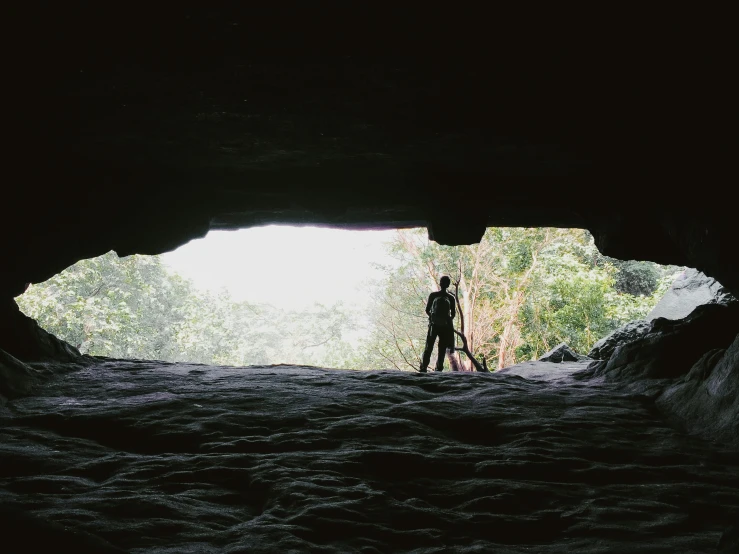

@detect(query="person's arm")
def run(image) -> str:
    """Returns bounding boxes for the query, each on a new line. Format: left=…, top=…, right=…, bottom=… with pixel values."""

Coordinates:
left=425, top=293, right=434, bottom=316
left=449, top=292, right=456, bottom=320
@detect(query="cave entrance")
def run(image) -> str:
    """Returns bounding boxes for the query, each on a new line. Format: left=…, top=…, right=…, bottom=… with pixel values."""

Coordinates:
left=15, top=226, right=683, bottom=371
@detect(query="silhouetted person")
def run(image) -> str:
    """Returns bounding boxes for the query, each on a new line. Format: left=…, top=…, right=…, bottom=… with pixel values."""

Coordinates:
left=420, top=275, right=456, bottom=372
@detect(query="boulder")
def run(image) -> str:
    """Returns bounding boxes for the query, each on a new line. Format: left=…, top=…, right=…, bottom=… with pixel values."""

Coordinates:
left=657, top=331, right=739, bottom=446
left=587, top=269, right=737, bottom=363
left=585, top=301, right=739, bottom=445
left=538, top=343, right=584, bottom=363
left=588, top=320, right=652, bottom=361
left=647, top=268, right=735, bottom=322
left=593, top=303, right=739, bottom=381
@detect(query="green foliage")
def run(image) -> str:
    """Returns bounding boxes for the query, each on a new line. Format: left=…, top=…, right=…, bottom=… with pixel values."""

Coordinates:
left=353, top=261, right=429, bottom=371
left=355, top=228, right=674, bottom=370
left=17, top=232, right=682, bottom=372
left=17, top=251, right=358, bottom=367
left=612, top=260, right=660, bottom=296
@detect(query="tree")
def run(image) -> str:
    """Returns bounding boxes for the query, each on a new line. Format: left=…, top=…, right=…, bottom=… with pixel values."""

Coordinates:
left=611, top=260, right=660, bottom=296
left=17, top=235, right=680, bottom=372
left=17, top=252, right=191, bottom=359
left=355, top=259, right=430, bottom=371
left=356, top=227, right=672, bottom=371
left=17, top=251, right=360, bottom=368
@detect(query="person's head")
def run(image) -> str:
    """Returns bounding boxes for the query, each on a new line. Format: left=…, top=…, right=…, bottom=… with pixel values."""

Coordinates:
left=439, top=275, right=451, bottom=290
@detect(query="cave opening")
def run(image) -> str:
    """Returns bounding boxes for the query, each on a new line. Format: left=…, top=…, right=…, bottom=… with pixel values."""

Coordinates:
left=14, top=225, right=687, bottom=372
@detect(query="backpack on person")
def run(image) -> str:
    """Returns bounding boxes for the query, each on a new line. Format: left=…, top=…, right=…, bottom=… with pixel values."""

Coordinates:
left=430, top=294, right=452, bottom=327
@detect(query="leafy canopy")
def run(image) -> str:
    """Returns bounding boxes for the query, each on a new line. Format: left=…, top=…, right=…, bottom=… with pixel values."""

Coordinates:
left=16, top=230, right=681, bottom=371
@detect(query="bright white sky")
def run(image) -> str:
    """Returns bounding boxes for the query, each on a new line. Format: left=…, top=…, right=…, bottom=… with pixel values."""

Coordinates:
left=160, top=226, right=401, bottom=310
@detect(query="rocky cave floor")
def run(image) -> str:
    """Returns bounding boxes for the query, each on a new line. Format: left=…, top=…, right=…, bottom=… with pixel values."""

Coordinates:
left=1, top=359, right=738, bottom=553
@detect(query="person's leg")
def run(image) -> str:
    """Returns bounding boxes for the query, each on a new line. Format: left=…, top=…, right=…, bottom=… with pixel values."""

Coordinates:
left=435, top=327, right=453, bottom=371
left=420, top=325, right=438, bottom=372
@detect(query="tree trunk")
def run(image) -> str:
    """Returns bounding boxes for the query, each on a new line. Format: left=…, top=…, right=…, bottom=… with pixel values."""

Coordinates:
left=495, top=230, right=553, bottom=369
left=497, top=291, right=524, bottom=369
left=497, top=319, right=516, bottom=369
left=454, top=275, right=475, bottom=372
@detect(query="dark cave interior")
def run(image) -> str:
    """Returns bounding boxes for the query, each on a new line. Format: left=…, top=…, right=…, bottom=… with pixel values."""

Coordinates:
left=1, top=6, right=738, bottom=552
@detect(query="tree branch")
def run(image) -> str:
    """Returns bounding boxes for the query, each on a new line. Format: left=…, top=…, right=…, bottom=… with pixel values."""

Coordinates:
left=453, top=329, right=488, bottom=372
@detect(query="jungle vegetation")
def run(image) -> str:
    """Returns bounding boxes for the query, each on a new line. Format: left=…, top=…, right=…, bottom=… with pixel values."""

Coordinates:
left=16, top=228, right=681, bottom=370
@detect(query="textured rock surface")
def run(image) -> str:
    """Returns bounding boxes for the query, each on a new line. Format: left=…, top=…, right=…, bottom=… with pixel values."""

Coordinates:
left=1, top=360, right=738, bottom=552
left=587, top=320, right=652, bottom=361
left=0, top=299, right=80, bottom=362
left=583, top=300, right=739, bottom=450
left=656, top=333, right=739, bottom=445
left=592, top=303, right=739, bottom=381
left=648, top=268, right=736, bottom=321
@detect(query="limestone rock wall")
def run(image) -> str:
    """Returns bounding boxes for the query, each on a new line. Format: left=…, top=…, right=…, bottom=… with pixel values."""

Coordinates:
left=648, top=268, right=735, bottom=322
left=2, top=7, right=737, bottom=303
left=657, top=333, right=739, bottom=445
left=588, top=303, right=739, bottom=445
left=0, top=299, right=80, bottom=363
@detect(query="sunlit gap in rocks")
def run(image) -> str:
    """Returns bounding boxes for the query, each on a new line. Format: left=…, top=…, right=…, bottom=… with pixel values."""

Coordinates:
left=14, top=225, right=683, bottom=371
